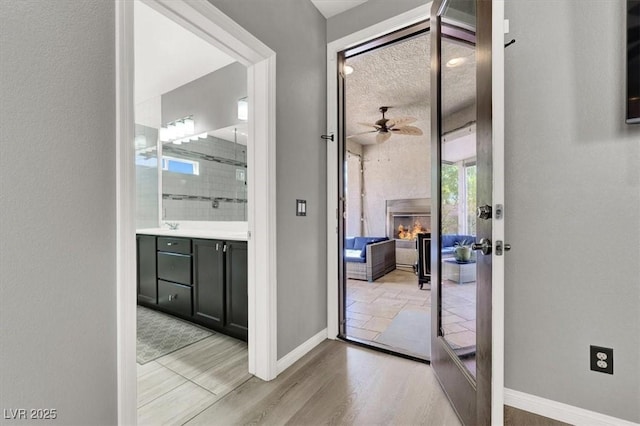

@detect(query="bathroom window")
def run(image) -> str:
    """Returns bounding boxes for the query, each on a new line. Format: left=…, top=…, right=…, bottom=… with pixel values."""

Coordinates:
left=162, top=156, right=200, bottom=176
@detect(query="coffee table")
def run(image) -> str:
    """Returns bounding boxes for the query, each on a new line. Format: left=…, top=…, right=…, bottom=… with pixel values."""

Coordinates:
left=442, top=259, right=476, bottom=284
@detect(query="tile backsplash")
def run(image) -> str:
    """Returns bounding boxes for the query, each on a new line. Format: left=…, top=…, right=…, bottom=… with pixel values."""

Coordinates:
left=162, top=135, right=247, bottom=222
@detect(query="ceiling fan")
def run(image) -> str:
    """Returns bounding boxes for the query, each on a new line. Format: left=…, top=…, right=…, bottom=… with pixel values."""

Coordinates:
left=348, top=106, right=423, bottom=144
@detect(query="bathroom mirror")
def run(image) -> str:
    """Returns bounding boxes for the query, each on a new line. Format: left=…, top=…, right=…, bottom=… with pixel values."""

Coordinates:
left=161, top=123, right=248, bottom=222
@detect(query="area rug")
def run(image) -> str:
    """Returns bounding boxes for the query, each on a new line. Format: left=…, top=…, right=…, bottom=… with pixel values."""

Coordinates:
left=137, top=306, right=212, bottom=364
left=376, top=310, right=431, bottom=359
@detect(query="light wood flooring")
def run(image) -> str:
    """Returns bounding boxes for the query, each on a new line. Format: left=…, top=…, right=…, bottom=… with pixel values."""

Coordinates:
left=138, top=336, right=462, bottom=425
left=137, top=333, right=251, bottom=425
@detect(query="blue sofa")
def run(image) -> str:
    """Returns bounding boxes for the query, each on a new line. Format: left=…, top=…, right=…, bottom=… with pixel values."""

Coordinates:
left=441, top=234, right=476, bottom=257
left=345, top=237, right=396, bottom=282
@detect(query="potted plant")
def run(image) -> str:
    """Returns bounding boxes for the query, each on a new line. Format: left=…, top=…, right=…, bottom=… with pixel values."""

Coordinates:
left=453, top=239, right=472, bottom=262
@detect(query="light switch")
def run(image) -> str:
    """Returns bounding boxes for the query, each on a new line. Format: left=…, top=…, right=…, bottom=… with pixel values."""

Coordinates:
left=296, top=199, right=307, bottom=216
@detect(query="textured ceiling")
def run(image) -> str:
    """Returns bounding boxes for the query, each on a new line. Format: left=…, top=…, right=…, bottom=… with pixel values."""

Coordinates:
left=345, top=33, right=476, bottom=145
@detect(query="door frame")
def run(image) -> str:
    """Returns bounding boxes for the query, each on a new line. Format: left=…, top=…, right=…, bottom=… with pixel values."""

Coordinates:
left=116, top=1, right=278, bottom=424
left=326, top=1, right=432, bottom=342
left=325, top=1, right=504, bottom=424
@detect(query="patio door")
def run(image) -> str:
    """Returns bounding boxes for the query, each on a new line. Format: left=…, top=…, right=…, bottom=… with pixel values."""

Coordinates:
left=430, top=0, right=505, bottom=425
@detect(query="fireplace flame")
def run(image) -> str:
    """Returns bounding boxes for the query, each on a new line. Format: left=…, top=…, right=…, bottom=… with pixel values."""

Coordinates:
left=397, top=220, right=429, bottom=240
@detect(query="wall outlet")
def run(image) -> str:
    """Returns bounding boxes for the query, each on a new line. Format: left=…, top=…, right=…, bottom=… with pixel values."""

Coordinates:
left=590, top=345, right=613, bottom=374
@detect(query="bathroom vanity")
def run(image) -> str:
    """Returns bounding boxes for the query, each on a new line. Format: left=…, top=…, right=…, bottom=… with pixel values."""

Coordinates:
left=136, top=228, right=248, bottom=341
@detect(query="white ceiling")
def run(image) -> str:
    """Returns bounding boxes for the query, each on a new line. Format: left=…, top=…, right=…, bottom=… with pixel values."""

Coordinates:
left=310, top=0, right=369, bottom=18
left=134, top=0, right=236, bottom=104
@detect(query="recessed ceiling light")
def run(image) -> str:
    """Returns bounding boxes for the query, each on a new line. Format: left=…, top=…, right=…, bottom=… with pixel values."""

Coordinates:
left=446, top=57, right=466, bottom=68
left=344, top=65, right=354, bottom=75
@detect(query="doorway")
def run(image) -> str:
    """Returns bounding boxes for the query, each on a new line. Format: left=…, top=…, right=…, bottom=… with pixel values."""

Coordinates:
left=337, top=23, right=432, bottom=361
left=116, top=0, right=277, bottom=422
left=327, top=1, right=505, bottom=424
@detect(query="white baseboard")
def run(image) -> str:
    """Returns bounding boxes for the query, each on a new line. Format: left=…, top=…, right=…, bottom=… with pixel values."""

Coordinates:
left=504, top=388, right=640, bottom=426
left=276, top=328, right=327, bottom=375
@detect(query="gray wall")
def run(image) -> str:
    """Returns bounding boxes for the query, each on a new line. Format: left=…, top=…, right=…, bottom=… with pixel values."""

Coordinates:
left=327, top=0, right=424, bottom=43
left=504, top=1, right=640, bottom=422
left=207, top=0, right=328, bottom=358
left=0, top=1, right=117, bottom=424
left=161, top=62, right=247, bottom=135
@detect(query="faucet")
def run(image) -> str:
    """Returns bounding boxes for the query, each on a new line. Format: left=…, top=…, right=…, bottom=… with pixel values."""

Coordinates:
left=165, top=222, right=179, bottom=230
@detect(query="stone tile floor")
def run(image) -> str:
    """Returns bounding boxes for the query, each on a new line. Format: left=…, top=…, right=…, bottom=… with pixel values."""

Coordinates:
left=346, top=268, right=477, bottom=353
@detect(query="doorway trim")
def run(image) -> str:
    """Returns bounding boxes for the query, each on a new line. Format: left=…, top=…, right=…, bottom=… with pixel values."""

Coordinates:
left=326, top=2, right=432, bottom=341
left=325, top=2, right=504, bottom=423
left=116, top=1, right=277, bottom=424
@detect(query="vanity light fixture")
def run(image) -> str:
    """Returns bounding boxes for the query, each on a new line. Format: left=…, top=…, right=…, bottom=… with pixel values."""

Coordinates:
left=160, top=116, right=201, bottom=144
left=237, top=97, right=248, bottom=121
left=183, top=118, right=195, bottom=135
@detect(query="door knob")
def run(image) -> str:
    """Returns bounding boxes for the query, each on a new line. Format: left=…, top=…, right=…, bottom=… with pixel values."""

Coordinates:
left=472, top=238, right=492, bottom=255
left=477, top=205, right=492, bottom=220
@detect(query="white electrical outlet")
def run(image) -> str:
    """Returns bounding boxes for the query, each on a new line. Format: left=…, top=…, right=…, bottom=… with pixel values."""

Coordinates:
left=597, top=360, right=607, bottom=369
left=597, top=352, right=608, bottom=361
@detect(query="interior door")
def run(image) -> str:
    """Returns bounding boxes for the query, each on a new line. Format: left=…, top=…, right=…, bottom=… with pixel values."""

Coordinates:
left=430, top=1, right=502, bottom=425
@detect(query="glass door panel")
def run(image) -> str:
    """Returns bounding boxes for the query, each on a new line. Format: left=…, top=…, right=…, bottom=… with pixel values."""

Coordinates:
left=440, top=1, right=478, bottom=377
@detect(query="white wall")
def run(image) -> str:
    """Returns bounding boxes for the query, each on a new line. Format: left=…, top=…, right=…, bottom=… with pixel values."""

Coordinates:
left=504, top=1, right=640, bottom=422
left=0, top=1, right=117, bottom=424
left=360, top=135, right=430, bottom=236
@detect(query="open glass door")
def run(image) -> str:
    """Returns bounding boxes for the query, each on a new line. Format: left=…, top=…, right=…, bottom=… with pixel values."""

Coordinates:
left=430, top=0, right=499, bottom=424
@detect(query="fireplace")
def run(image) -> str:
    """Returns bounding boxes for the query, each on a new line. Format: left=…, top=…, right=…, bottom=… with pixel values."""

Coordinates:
left=392, top=214, right=429, bottom=241
left=386, top=198, right=431, bottom=266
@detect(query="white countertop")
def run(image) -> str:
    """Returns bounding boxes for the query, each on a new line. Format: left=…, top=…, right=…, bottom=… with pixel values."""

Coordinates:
left=136, top=221, right=248, bottom=241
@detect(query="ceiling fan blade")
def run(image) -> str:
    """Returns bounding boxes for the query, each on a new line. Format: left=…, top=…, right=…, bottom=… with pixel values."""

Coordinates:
left=376, top=132, right=392, bottom=144
left=391, top=126, right=423, bottom=136
left=347, top=130, right=377, bottom=139
left=387, top=117, right=417, bottom=128
left=357, top=122, right=380, bottom=129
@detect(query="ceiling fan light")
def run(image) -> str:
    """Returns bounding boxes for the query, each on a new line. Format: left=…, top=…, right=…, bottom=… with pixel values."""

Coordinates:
left=446, top=57, right=466, bottom=68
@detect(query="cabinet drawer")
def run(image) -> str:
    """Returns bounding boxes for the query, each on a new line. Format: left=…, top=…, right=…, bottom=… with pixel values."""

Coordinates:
left=157, top=237, right=191, bottom=255
left=157, top=252, right=192, bottom=285
left=158, top=280, right=192, bottom=317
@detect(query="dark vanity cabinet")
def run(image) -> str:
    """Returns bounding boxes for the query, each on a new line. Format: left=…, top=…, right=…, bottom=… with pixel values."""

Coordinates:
left=224, top=241, right=248, bottom=340
left=157, top=237, right=193, bottom=317
left=136, top=234, right=248, bottom=341
left=137, top=235, right=157, bottom=305
left=192, top=239, right=225, bottom=329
